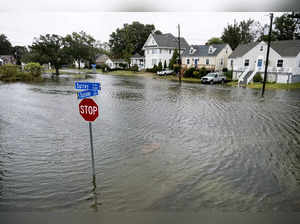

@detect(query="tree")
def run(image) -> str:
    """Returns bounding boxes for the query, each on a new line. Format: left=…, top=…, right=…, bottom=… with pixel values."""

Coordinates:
left=206, top=37, right=224, bottom=45
left=169, top=49, right=179, bottom=69
left=273, top=13, right=300, bottom=40
left=12, top=46, right=28, bottom=65
left=64, top=31, right=97, bottom=69
left=163, top=60, right=167, bottom=69
left=30, top=34, right=71, bottom=75
left=158, top=61, right=163, bottom=71
left=109, top=22, right=161, bottom=61
left=0, top=34, right=13, bottom=55
left=221, top=19, right=256, bottom=50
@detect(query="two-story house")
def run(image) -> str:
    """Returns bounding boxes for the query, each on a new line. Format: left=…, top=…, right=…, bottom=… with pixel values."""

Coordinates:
left=182, top=44, right=232, bottom=71
left=142, top=33, right=189, bottom=69
left=229, top=40, right=300, bottom=84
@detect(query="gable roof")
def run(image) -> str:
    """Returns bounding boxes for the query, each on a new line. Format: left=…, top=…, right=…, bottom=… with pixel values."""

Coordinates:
left=229, top=40, right=300, bottom=59
left=183, top=44, right=227, bottom=57
left=270, top=40, right=300, bottom=57
left=151, top=33, right=189, bottom=49
left=228, top=42, right=259, bottom=58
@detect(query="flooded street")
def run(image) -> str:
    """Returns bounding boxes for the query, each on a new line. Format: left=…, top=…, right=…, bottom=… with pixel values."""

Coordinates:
left=0, top=74, right=300, bottom=212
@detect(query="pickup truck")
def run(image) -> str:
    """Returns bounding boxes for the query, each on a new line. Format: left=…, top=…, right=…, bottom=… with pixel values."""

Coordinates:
left=157, top=70, right=174, bottom=76
left=201, top=72, right=226, bottom=84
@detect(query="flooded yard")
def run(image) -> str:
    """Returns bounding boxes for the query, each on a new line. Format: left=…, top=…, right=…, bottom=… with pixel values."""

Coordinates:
left=0, top=74, right=300, bottom=212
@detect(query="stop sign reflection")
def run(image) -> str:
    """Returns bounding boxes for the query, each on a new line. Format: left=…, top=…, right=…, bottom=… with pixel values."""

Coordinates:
left=79, top=98, right=99, bottom=122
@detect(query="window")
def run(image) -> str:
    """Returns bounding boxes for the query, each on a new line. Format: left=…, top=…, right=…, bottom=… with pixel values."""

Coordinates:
left=206, top=59, right=209, bottom=65
left=230, top=60, right=233, bottom=66
left=220, top=59, right=223, bottom=65
left=169, top=50, right=172, bottom=54
left=244, top=59, right=249, bottom=67
left=260, top=45, right=263, bottom=51
left=187, top=59, right=190, bottom=64
left=159, top=49, right=162, bottom=54
left=226, top=48, right=228, bottom=54
left=194, top=59, right=198, bottom=65
left=152, top=49, right=156, bottom=54
left=299, top=60, right=300, bottom=67
left=277, top=59, right=283, bottom=67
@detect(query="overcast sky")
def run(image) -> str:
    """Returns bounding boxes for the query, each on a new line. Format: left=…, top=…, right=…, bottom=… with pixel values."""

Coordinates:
left=0, top=0, right=287, bottom=46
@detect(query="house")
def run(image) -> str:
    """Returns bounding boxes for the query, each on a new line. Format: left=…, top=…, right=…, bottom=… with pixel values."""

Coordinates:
left=182, top=44, right=232, bottom=71
left=229, top=40, right=300, bottom=84
left=105, top=58, right=128, bottom=69
left=95, top=54, right=110, bottom=66
left=142, top=33, right=189, bottom=69
left=0, top=55, right=16, bottom=65
left=130, top=53, right=145, bottom=70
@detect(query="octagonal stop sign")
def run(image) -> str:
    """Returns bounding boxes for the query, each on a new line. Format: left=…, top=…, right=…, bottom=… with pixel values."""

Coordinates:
left=79, top=98, right=99, bottom=122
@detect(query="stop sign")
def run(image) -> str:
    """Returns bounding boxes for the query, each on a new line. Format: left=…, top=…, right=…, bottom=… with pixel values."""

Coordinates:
left=79, top=98, right=99, bottom=122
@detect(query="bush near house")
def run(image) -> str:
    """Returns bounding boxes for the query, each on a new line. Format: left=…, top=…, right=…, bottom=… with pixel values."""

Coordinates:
left=199, top=67, right=208, bottom=77
left=253, top=73, right=263, bottom=82
left=157, top=61, right=163, bottom=71
left=224, top=70, right=233, bottom=80
left=0, top=63, right=43, bottom=82
left=24, top=62, right=43, bottom=77
left=130, top=64, right=139, bottom=72
left=183, top=67, right=197, bottom=78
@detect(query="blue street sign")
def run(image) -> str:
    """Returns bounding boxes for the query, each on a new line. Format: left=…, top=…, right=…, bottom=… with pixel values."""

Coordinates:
left=77, top=90, right=99, bottom=99
left=75, top=82, right=101, bottom=91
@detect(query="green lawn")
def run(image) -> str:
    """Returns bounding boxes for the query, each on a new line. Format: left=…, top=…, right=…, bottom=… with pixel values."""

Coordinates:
left=226, top=81, right=300, bottom=90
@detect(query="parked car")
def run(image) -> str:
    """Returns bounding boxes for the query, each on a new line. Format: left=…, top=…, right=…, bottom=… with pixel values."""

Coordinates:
left=157, top=70, right=174, bottom=76
left=201, top=72, right=226, bottom=84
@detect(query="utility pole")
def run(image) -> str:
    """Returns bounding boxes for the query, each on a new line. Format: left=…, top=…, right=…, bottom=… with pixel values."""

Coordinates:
left=261, top=13, right=273, bottom=97
left=178, top=24, right=182, bottom=83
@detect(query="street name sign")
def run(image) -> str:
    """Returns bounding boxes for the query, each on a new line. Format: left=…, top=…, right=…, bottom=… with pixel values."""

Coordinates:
left=77, top=90, right=99, bottom=99
left=75, top=82, right=101, bottom=91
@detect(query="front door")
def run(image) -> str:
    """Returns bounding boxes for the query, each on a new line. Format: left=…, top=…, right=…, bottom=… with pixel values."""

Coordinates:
left=257, top=59, right=263, bottom=67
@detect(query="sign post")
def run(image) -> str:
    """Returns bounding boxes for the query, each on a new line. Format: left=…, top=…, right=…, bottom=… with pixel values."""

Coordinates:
left=78, top=95, right=99, bottom=181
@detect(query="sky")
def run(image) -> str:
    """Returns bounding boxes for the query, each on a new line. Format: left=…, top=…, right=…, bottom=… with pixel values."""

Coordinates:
left=0, top=0, right=291, bottom=46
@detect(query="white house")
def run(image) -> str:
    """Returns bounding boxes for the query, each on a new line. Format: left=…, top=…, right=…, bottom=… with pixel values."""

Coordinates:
left=229, top=40, right=300, bottom=84
left=182, top=44, right=232, bottom=71
left=0, top=58, right=3, bottom=66
left=142, top=33, right=189, bottom=69
left=105, top=58, right=128, bottom=69
left=130, top=53, right=145, bottom=71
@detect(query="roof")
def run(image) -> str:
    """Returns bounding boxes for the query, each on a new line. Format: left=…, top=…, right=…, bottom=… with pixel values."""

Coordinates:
left=151, top=33, right=189, bottom=49
left=270, top=40, right=300, bottom=57
left=229, top=42, right=259, bottom=58
left=229, top=40, right=300, bottom=58
left=131, top=53, right=144, bottom=58
left=183, top=44, right=227, bottom=57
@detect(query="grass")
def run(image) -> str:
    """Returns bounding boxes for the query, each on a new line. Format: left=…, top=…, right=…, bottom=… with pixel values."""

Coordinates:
left=154, top=75, right=203, bottom=83
left=226, top=81, right=300, bottom=90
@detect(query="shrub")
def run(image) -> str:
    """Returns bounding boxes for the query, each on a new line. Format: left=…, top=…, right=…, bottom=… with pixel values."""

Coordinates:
left=222, top=68, right=228, bottom=72
left=199, top=67, right=208, bottom=78
left=24, top=62, right=43, bottom=77
left=193, top=71, right=200, bottom=78
left=130, top=64, right=139, bottom=72
left=224, top=70, right=233, bottom=80
left=173, top=64, right=181, bottom=74
left=253, top=73, right=263, bottom=82
left=183, top=67, right=197, bottom=78
left=158, top=61, right=163, bottom=71
left=0, top=64, right=19, bottom=78
left=163, top=60, right=167, bottom=69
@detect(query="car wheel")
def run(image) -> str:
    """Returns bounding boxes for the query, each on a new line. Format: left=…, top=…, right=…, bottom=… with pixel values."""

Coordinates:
left=221, top=79, right=224, bottom=84
left=210, top=80, right=214, bottom=85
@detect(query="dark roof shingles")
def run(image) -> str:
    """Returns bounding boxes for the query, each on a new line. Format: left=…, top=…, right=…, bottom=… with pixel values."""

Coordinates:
left=183, top=44, right=227, bottom=57
left=152, top=33, right=189, bottom=49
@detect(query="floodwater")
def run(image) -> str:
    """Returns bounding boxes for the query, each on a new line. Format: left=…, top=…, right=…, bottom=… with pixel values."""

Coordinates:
left=0, top=74, right=300, bottom=212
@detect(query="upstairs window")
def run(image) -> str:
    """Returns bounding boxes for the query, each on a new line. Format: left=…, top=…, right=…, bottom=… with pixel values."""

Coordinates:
left=244, top=59, right=249, bottom=67
left=169, top=49, right=172, bottom=54
left=230, top=60, right=233, bottom=66
left=187, top=59, right=190, bottom=64
left=159, top=49, right=162, bottom=54
left=206, top=59, right=209, bottom=65
left=277, top=59, right=283, bottom=67
left=220, top=58, right=223, bottom=65
left=260, top=45, right=263, bottom=51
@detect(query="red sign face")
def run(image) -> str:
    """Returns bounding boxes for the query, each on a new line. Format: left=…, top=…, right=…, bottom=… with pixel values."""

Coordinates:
left=79, top=98, right=99, bottom=122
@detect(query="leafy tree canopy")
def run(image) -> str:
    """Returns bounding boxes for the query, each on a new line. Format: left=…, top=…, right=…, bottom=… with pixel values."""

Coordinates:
left=109, top=21, right=161, bottom=62
left=30, top=34, right=71, bottom=75
left=0, top=34, right=13, bottom=55
left=205, top=37, right=224, bottom=45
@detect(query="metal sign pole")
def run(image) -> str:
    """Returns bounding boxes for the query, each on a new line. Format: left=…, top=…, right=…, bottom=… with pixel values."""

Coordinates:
left=89, top=122, right=96, bottom=182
